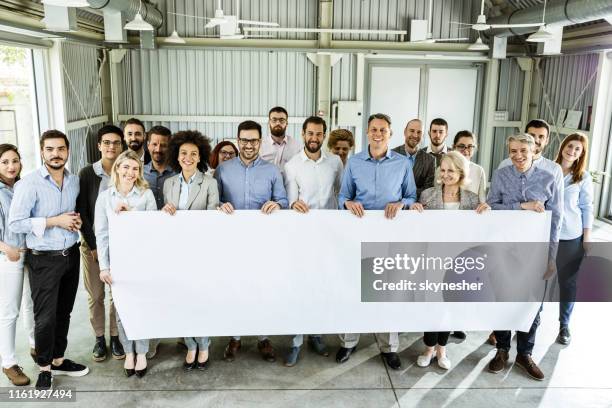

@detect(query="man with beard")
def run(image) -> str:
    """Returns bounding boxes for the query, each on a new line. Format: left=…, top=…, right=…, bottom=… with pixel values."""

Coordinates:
left=143, top=126, right=176, bottom=210
left=422, top=118, right=449, bottom=168
left=215, top=120, right=288, bottom=363
left=392, top=119, right=435, bottom=200
left=9, top=130, right=89, bottom=390
left=76, top=125, right=125, bottom=363
left=283, top=116, right=343, bottom=367
left=336, top=113, right=417, bottom=371
left=123, top=118, right=150, bottom=164
left=260, top=106, right=302, bottom=171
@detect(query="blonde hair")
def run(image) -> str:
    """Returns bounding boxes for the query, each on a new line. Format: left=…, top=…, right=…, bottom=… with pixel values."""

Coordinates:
left=437, top=151, right=471, bottom=187
left=110, top=150, right=149, bottom=191
left=506, top=133, right=535, bottom=150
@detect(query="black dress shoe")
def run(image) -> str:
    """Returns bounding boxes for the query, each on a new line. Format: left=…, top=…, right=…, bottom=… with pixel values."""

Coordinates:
left=196, top=360, right=209, bottom=371
left=183, top=360, right=196, bottom=371
left=110, top=336, right=125, bottom=360
left=381, top=352, right=402, bottom=370
left=124, top=368, right=135, bottom=377
left=451, top=331, right=467, bottom=340
left=335, top=347, right=356, bottom=364
left=135, top=367, right=147, bottom=378
left=556, top=325, right=571, bottom=345
left=92, top=336, right=107, bottom=362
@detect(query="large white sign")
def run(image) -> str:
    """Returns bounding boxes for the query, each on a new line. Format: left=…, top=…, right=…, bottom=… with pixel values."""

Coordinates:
left=108, top=210, right=550, bottom=340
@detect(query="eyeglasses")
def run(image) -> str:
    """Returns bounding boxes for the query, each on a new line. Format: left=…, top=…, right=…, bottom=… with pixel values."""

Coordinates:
left=455, top=144, right=477, bottom=151
left=101, top=140, right=122, bottom=147
left=238, top=137, right=261, bottom=146
left=270, top=118, right=287, bottom=125
left=219, top=150, right=236, bottom=157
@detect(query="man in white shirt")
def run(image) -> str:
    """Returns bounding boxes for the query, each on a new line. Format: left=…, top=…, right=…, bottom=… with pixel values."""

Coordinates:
left=421, top=118, right=449, bottom=167
left=123, top=118, right=149, bottom=164
left=260, top=106, right=302, bottom=170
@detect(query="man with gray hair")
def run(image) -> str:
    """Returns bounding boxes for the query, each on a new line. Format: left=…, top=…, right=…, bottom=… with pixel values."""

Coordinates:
left=392, top=119, right=435, bottom=200
left=486, top=133, right=562, bottom=381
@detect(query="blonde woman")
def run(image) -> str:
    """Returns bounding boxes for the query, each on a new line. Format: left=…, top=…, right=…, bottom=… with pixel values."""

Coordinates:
left=95, top=151, right=156, bottom=378
left=410, top=151, right=489, bottom=370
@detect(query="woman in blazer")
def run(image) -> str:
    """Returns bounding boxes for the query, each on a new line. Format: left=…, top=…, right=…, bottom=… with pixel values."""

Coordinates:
left=162, top=130, right=219, bottom=371
left=553, top=133, right=593, bottom=346
left=410, top=151, right=489, bottom=370
left=96, top=150, right=157, bottom=378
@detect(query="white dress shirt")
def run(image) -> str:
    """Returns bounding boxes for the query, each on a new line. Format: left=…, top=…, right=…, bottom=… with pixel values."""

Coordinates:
left=260, top=134, right=302, bottom=169
left=465, top=161, right=487, bottom=203
left=284, top=150, right=343, bottom=210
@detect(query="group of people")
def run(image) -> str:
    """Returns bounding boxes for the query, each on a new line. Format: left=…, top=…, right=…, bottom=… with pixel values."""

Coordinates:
left=0, top=105, right=593, bottom=390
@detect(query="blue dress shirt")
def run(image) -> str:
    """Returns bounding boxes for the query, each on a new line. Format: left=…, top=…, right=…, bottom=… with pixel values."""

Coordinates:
left=215, top=156, right=288, bottom=210
left=338, top=148, right=417, bottom=210
left=560, top=171, right=594, bottom=240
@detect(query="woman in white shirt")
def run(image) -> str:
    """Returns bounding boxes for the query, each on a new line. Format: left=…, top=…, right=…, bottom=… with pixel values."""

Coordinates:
left=95, top=150, right=157, bottom=378
left=452, top=131, right=487, bottom=203
left=554, top=132, right=593, bottom=346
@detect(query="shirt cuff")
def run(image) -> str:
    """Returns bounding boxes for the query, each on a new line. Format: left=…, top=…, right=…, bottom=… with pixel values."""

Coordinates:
left=513, top=202, right=522, bottom=210
left=31, top=217, right=46, bottom=238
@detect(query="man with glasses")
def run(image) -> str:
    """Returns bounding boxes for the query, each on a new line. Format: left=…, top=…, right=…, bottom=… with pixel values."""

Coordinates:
left=392, top=119, right=435, bottom=200
left=215, top=120, right=288, bottom=363
left=422, top=118, right=449, bottom=167
left=260, top=106, right=302, bottom=171
left=76, top=125, right=125, bottom=364
left=336, top=113, right=417, bottom=371
left=452, top=130, right=487, bottom=203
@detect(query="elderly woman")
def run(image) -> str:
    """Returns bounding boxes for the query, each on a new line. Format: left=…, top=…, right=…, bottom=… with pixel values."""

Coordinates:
left=327, top=129, right=354, bottom=167
left=208, top=140, right=238, bottom=175
left=162, top=130, right=219, bottom=371
left=452, top=130, right=487, bottom=202
left=0, top=144, right=34, bottom=386
left=95, top=150, right=157, bottom=378
left=410, top=151, right=489, bottom=370
left=554, top=132, right=593, bottom=346
left=486, top=133, right=561, bottom=381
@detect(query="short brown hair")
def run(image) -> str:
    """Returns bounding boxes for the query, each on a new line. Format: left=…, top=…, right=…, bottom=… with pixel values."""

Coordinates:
left=40, top=130, right=69, bottom=150
left=327, top=129, right=354, bottom=150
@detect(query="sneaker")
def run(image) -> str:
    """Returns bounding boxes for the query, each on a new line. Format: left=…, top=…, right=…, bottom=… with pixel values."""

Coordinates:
left=515, top=354, right=544, bottom=381
left=35, top=371, right=53, bottom=390
left=146, top=339, right=161, bottom=359
left=488, top=349, right=509, bottom=373
left=92, top=336, right=107, bottom=362
left=284, top=347, right=300, bottom=367
left=51, top=359, right=89, bottom=377
left=307, top=336, right=329, bottom=357
left=2, top=365, right=30, bottom=386
left=556, top=326, right=571, bottom=345
left=257, top=339, right=276, bottom=363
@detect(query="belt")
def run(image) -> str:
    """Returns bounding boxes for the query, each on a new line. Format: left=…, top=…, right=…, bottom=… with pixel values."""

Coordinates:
left=29, top=243, right=80, bottom=257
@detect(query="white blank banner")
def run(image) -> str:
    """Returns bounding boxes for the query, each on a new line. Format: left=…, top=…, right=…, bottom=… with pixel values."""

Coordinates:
left=108, top=211, right=549, bottom=340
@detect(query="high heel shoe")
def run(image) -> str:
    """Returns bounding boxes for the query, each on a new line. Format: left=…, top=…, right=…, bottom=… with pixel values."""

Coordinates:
left=183, top=360, right=196, bottom=371
left=135, top=367, right=147, bottom=378
left=124, top=368, right=135, bottom=377
left=196, top=359, right=209, bottom=371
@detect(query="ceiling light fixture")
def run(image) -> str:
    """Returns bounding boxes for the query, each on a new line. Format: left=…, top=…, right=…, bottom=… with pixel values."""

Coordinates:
left=124, top=0, right=154, bottom=31
left=42, top=0, right=90, bottom=7
left=164, top=0, right=185, bottom=43
left=468, top=37, right=489, bottom=51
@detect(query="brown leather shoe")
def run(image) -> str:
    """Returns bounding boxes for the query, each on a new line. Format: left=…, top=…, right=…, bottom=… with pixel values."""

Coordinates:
left=515, top=353, right=544, bottom=381
left=257, top=339, right=276, bottom=362
left=488, top=349, right=509, bottom=373
left=487, top=332, right=497, bottom=346
left=223, top=339, right=241, bottom=362
left=3, top=365, right=30, bottom=386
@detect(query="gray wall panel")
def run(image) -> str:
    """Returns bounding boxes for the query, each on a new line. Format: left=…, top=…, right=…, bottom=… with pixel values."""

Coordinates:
left=61, top=42, right=103, bottom=122
left=497, top=58, right=524, bottom=121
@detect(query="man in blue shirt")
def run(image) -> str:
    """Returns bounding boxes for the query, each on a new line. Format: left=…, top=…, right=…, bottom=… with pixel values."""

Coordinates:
left=9, top=130, right=89, bottom=390
left=215, top=120, right=288, bottom=363
left=336, top=113, right=417, bottom=371
left=487, top=133, right=562, bottom=382
left=143, top=125, right=176, bottom=210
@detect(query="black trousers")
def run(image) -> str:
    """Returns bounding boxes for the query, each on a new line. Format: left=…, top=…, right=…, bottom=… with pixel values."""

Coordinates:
left=494, top=304, right=542, bottom=356
left=423, top=331, right=450, bottom=347
left=26, top=245, right=80, bottom=366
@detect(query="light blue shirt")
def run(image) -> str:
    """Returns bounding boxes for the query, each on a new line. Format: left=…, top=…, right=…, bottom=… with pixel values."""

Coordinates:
left=9, top=166, right=80, bottom=251
left=92, top=159, right=111, bottom=195
left=338, top=147, right=417, bottom=210
left=94, top=185, right=157, bottom=271
left=143, top=162, right=176, bottom=210
left=560, top=171, right=594, bottom=240
left=487, top=164, right=562, bottom=243
left=499, top=156, right=564, bottom=209
left=0, top=181, right=25, bottom=251
left=215, top=156, right=288, bottom=210
left=178, top=173, right=196, bottom=210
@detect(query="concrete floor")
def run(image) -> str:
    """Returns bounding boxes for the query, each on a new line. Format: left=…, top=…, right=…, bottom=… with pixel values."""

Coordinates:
left=2, top=220, right=612, bottom=407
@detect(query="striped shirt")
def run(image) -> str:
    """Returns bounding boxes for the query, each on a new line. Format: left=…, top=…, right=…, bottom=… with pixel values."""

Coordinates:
left=9, top=166, right=80, bottom=251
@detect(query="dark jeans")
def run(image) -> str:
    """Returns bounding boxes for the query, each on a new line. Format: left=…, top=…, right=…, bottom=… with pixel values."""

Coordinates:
left=423, top=332, right=450, bottom=347
left=495, top=304, right=542, bottom=356
left=556, top=236, right=584, bottom=326
left=26, top=245, right=80, bottom=366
